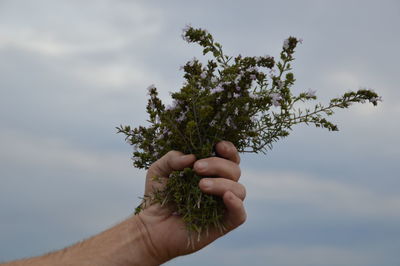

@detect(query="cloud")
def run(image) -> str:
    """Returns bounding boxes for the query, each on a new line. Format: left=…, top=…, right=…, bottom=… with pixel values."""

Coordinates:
left=172, top=244, right=390, bottom=266
left=1, top=0, right=400, bottom=264
left=0, top=127, right=146, bottom=260
left=243, top=169, right=400, bottom=220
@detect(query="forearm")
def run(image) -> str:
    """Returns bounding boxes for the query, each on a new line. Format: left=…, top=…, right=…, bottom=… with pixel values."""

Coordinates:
left=2, top=215, right=161, bottom=266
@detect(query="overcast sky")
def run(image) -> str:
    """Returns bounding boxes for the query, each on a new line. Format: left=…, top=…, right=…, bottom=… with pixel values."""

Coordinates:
left=0, top=1, right=399, bottom=265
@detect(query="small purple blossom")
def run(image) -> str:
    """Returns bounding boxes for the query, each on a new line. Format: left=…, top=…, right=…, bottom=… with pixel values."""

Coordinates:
left=176, top=112, right=186, bottom=122
left=369, top=96, right=382, bottom=104
left=305, top=89, right=317, bottom=98
left=131, top=155, right=140, bottom=161
left=235, top=75, right=241, bottom=84
left=270, top=93, right=282, bottom=107
left=250, top=74, right=257, bottom=80
left=225, top=117, right=235, bottom=128
left=200, top=71, right=207, bottom=79
left=181, top=24, right=192, bottom=42
left=146, top=84, right=156, bottom=95
left=132, top=144, right=139, bottom=152
left=283, top=38, right=290, bottom=49
left=249, top=91, right=260, bottom=99
left=210, top=84, right=224, bottom=94
left=188, top=57, right=197, bottom=67
left=248, top=66, right=258, bottom=72
left=166, top=99, right=179, bottom=111
left=276, top=80, right=284, bottom=89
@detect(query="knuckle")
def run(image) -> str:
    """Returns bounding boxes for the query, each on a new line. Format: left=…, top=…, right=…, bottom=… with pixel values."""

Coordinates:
left=239, top=211, right=247, bottom=225
left=148, top=163, right=158, bottom=175
left=208, top=156, right=221, bottom=164
left=165, top=150, right=182, bottom=158
left=239, top=183, right=246, bottom=200
left=236, top=154, right=241, bottom=164
left=236, top=166, right=241, bottom=179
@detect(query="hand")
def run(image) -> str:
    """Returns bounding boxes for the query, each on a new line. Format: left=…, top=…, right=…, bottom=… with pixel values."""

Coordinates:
left=136, top=141, right=247, bottom=263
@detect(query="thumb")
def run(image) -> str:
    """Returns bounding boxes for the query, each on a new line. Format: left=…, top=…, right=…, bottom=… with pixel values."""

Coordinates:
left=147, top=151, right=196, bottom=179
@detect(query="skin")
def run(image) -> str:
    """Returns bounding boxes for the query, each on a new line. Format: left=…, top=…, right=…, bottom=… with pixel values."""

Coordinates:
left=1, top=141, right=246, bottom=265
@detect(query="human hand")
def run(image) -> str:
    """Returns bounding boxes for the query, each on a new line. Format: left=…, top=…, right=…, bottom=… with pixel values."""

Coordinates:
left=136, top=141, right=246, bottom=264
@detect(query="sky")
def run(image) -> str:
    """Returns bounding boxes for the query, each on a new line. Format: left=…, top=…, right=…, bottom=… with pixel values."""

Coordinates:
left=0, top=0, right=399, bottom=265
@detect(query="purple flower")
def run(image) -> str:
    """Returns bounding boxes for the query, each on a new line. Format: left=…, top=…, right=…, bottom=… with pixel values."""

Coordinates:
left=305, top=89, right=317, bottom=98
left=200, top=71, right=207, bottom=79
left=276, top=80, right=284, bottom=89
left=166, top=99, right=179, bottom=111
left=210, top=84, right=224, bottom=94
left=270, top=93, right=282, bottom=107
left=181, top=24, right=192, bottom=42
left=225, top=117, right=235, bottom=127
left=248, top=66, right=258, bottom=72
left=132, top=155, right=140, bottom=161
left=235, top=75, right=241, bottom=84
left=249, top=91, right=260, bottom=99
left=176, top=112, right=186, bottom=122
left=146, top=84, right=156, bottom=95
left=283, top=39, right=290, bottom=49
left=188, top=57, right=197, bottom=67
left=369, top=96, right=382, bottom=104
left=250, top=74, right=257, bottom=80
left=132, top=144, right=139, bottom=153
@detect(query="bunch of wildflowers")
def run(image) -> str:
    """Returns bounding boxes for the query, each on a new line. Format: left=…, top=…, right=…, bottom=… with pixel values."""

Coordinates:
left=117, top=25, right=381, bottom=240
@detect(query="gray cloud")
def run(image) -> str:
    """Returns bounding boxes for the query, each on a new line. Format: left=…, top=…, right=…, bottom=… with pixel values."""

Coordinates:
left=1, top=0, right=399, bottom=265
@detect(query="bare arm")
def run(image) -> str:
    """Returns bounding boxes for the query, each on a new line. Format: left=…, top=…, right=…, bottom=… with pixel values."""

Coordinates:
left=1, top=141, right=246, bottom=265
left=3, top=215, right=161, bottom=266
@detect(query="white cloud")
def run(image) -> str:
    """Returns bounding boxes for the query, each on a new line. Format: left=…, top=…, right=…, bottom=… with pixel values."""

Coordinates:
left=243, top=170, right=400, bottom=219
left=173, top=244, right=384, bottom=266
left=0, top=128, right=142, bottom=179
left=0, top=1, right=164, bottom=56
left=71, top=61, right=156, bottom=88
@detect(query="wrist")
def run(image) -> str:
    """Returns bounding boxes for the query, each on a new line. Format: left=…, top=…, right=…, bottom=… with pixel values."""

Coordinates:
left=131, top=214, right=167, bottom=265
left=63, top=215, right=163, bottom=266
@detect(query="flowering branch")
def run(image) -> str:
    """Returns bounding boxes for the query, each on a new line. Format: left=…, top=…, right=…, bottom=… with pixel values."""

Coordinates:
left=117, top=25, right=381, bottom=239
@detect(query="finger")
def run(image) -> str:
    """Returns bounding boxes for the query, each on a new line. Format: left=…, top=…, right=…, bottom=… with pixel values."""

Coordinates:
left=147, top=151, right=196, bottom=179
left=193, top=157, right=241, bottom=181
left=215, top=141, right=240, bottom=164
left=199, top=178, right=246, bottom=201
left=223, top=191, right=247, bottom=230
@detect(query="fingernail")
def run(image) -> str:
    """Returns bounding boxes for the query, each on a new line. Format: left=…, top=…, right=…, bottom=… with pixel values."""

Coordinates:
left=180, top=154, right=193, bottom=160
left=196, top=161, right=208, bottom=171
left=223, top=142, right=231, bottom=152
left=201, top=179, right=213, bottom=189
